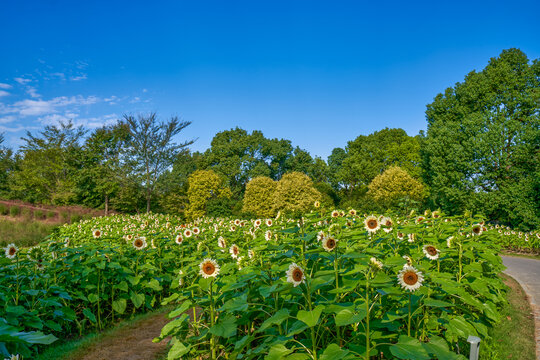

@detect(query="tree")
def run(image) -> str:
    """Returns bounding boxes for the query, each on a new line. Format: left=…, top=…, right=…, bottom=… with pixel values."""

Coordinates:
left=242, top=176, right=277, bottom=218
left=0, top=133, right=14, bottom=197
left=422, top=48, right=540, bottom=229
left=10, top=120, right=86, bottom=204
left=77, top=123, right=130, bottom=214
left=273, top=172, right=321, bottom=216
left=368, top=166, right=425, bottom=209
left=186, top=170, right=232, bottom=220
left=123, top=113, right=194, bottom=213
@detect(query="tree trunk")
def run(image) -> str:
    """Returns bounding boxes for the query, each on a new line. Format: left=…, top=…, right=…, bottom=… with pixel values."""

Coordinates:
left=105, top=194, right=109, bottom=216
left=146, top=194, right=151, bottom=213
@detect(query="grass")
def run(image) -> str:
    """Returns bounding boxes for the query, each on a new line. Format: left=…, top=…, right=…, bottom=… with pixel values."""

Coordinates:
left=501, top=250, right=540, bottom=261
left=0, top=218, right=58, bottom=248
left=481, top=273, right=537, bottom=359
left=35, top=306, right=173, bottom=360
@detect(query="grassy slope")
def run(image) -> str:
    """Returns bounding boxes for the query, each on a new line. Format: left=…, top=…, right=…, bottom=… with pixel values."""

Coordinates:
left=0, top=218, right=58, bottom=248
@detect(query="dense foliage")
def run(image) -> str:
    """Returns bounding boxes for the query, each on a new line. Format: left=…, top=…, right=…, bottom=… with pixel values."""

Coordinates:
left=242, top=176, right=278, bottom=218
left=422, top=48, right=540, bottom=230
left=0, top=48, right=538, bottom=229
left=368, top=166, right=425, bottom=210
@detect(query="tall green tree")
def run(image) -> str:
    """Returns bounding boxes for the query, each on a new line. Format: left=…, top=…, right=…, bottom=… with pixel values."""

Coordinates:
left=123, top=113, right=194, bottom=213
left=77, top=123, right=130, bottom=214
left=0, top=133, right=14, bottom=197
left=10, top=120, right=86, bottom=204
left=422, top=48, right=540, bottom=229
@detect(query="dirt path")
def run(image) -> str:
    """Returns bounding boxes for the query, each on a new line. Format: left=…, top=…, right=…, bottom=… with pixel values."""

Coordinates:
left=502, top=255, right=540, bottom=360
left=77, top=312, right=171, bottom=360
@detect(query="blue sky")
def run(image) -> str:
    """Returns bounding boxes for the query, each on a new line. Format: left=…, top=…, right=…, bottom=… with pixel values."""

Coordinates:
left=1, top=0, right=539, bottom=159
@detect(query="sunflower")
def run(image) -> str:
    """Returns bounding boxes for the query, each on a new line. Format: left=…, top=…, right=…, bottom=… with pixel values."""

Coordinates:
left=4, top=243, right=18, bottom=259
left=265, top=230, right=273, bottom=241
left=432, top=211, right=440, bottom=218
left=234, top=219, right=241, bottom=226
left=407, top=233, right=416, bottom=243
left=199, top=259, right=220, bottom=279
left=382, top=217, right=393, bottom=228
left=314, top=201, right=320, bottom=208
left=248, top=249, right=255, bottom=259
left=132, top=237, right=147, bottom=250
left=192, top=227, right=200, bottom=235
left=331, top=210, right=340, bottom=218
left=397, top=232, right=405, bottom=240
left=349, top=209, right=357, bottom=216
left=229, top=244, right=240, bottom=259
left=422, top=245, right=440, bottom=260
left=472, top=224, right=483, bottom=236
left=218, top=236, right=227, bottom=248
left=322, top=236, right=338, bottom=252
left=415, top=216, right=426, bottom=224
left=446, top=236, right=453, bottom=248
left=175, top=234, right=184, bottom=245
left=370, top=257, right=383, bottom=270
left=286, top=263, right=305, bottom=287
left=398, top=265, right=424, bottom=292
left=364, top=215, right=380, bottom=233
left=266, top=219, right=273, bottom=227
left=254, top=219, right=262, bottom=227
left=317, top=231, right=326, bottom=241
left=93, top=229, right=102, bottom=238
left=184, top=229, right=193, bottom=238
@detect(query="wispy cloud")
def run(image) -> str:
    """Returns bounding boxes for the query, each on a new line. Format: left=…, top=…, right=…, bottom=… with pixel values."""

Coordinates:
left=2, top=95, right=100, bottom=117
left=26, top=87, right=40, bottom=98
left=0, top=116, right=16, bottom=124
left=0, top=83, right=12, bottom=89
left=0, top=90, right=10, bottom=97
left=14, top=77, right=32, bottom=85
left=70, top=74, right=87, bottom=81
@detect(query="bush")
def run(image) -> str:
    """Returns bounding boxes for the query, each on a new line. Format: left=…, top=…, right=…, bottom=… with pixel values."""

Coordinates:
left=0, top=204, right=8, bottom=215
left=368, top=166, right=425, bottom=210
left=70, top=214, right=82, bottom=224
left=186, top=170, right=232, bottom=220
left=21, top=208, right=32, bottom=220
left=46, top=211, right=56, bottom=219
left=273, top=172, right=321, bottom=216
left=242, top=176, right=277, bottom=218
left=34, top=210, right=44, bottom=220
left=9, top=206, right=20, bottom=217
left=60, top=211, right=69, bottom=223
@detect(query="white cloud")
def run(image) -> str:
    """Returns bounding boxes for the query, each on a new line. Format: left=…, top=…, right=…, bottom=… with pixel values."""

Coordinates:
left=130, top=97, right=141, bottom=104
left=0, top=124, right=40, bottom=133
left=0, top=83, right=12, bottom=89
left=0, top=90, right=9, bottom=97
left=3, top=95, right=100, bottom=117
left=70, top=74, right=87, bottom=81
left=142, top=88, right=148, bottom=93
left=0, top=116, right=15, bottom=124
left=14, top=77, right=31, bottom=85
left=26, top=87, right=40, bottom=98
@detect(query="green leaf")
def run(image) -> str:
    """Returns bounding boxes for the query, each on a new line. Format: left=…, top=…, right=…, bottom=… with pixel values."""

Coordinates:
left=265, top=343, right=293, bottom=360
left=44, top=320, right=62, bottom=332
left=257, top=309, right=290, bottom=333
left=87, top=293, right=99, bottom=303
left=115, top=281, right=129, bottom=292
left=112, top=299, right=127, bottom=314
left=169, top=300, right=193, bottom=318
left=422, top=336, right=464, bottom=360
left=131, top=293, right=145, bottom=308
left=209, top=314, right=237, bottom=338
left=168, top=338, right=190, bottom=359
left=82, top=308, right=97, bottom=323
left=146, top=278, right=163, bottom=291
left=320, top=343, right=351, bottom=360
left=423, top=299, right=454, bottom=308
left=222, top=293, right=248, bottom=312
left=335, top=308, right=366, bottom=327
left=390, top=335, right=430, bottom=360
left=297, top=305, right=324, bottom=327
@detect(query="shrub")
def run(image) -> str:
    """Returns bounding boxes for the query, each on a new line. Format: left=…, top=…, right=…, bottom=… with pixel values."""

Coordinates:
left=21, top=208, right=32, bottom=220
left=0, top=204, right=8, bottom=215
left=34, top=210, right=44, bottom=219
left=9, top=206, right=20, bottom=217
left=60, top=211, right=69, bottom=223
left=70, top=214, right=82, bottom=224
left=242, top=176, right=277, bottom=218
left=273, top=172, right=321, bottom=216
left=46, top=211, right=56, bottom=219
left=368, top=166, right=425, bottom=209
left=186, top=170, right=232, bottom=220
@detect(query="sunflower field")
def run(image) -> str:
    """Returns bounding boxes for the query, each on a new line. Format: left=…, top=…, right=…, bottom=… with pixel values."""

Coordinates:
left=1, top=207, right=523, bottom=359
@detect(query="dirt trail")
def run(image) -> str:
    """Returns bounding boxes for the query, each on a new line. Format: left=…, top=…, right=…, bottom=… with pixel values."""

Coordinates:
left=77, top=312, right=171, bottom=360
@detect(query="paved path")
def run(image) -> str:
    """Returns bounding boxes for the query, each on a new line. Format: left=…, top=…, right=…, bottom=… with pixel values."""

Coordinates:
left=502, top=256, right=540, bottom=360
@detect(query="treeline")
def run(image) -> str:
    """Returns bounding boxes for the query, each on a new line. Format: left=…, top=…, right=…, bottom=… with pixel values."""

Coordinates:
left=0, top=48, right=537, bottom=229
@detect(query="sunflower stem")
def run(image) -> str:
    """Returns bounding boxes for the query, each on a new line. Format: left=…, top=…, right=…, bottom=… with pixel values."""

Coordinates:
left=365, top=271, right=371, bottom=360
left=209, top=279, right=216, bottom=360
left=407, top=293, right=412, bottom=337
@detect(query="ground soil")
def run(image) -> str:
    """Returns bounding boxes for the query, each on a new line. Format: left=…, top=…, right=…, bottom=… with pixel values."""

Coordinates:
left=76, top=312, right=171, bottom=360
